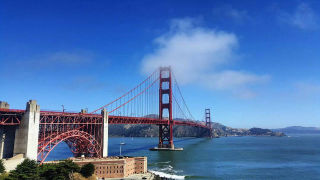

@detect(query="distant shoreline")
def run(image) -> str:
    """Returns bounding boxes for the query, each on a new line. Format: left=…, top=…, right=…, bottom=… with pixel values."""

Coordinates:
left=109, top=134, right=286, bottom=138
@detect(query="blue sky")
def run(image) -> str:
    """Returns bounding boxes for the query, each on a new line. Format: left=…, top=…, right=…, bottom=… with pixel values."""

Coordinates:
left=1, top=0, right=319, bottom=128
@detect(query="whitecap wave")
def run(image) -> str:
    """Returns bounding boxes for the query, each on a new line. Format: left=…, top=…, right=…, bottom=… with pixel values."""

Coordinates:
left=150, top=170, right=185, bottom=179
left=160, top=165, right=173, bottom=171
left=156, top=161, right=171, bottom=164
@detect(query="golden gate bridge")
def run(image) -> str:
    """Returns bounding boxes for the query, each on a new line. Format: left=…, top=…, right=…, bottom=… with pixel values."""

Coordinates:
left=0, top=67, right=212, bottom=163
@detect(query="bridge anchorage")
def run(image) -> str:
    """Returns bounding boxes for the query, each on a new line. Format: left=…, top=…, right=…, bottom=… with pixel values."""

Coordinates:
left=0, top=66, right=212, bottom=162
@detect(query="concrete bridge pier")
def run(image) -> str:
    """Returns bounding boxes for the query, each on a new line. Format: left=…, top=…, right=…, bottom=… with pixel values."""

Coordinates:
left=0, top=101, right=16, bottom=159
left=13, top=100, right=40, bottom=160
left=80, top=109, right=88, bottom=114
left=101, top=109, right=108, bottom=157
left=0, top=101, right=9, bottom=109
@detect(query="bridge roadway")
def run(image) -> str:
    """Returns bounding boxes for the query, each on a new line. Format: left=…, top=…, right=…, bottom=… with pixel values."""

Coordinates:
left=0, top=108, right=209, bottom=129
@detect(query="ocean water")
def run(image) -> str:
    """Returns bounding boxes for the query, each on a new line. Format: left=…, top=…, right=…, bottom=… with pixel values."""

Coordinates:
left=47, top=134, right=320, bottom=180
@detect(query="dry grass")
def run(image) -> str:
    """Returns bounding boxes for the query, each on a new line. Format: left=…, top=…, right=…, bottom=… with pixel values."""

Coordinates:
left=71, top=172, right=97, bottom=180
left=0, top=172, right=9, bottom=180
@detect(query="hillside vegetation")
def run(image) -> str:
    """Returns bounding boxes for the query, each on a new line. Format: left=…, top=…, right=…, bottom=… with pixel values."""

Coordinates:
left=109, top=122, right=285, bottom=137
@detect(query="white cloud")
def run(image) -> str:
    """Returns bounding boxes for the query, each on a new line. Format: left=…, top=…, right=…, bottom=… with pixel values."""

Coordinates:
left=295, top=82, right=320, bottom=95
left=11, top=51, right=94, bottom=71
left=63, top=76, right=107, bottom=91
left=44, top=51, right=93, bottom=65
left=280, top=3, right=318, bottom=30
left=204, top=70, right=270, bottom=90
left=213, top=5, right=250, bottom=24
left=141, top=18, right=269, bottom=98
left=2, top=51, right=97, bottom=81
left=29, top=51, right=94, bottom=67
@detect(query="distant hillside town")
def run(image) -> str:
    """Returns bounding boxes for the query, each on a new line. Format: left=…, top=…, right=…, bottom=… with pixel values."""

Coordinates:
left=273, top=126, right=320, bottom=134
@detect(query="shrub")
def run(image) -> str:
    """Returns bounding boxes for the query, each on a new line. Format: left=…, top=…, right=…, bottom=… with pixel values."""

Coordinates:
left=0, top=172, right=9, bottom=180
left=57, top=160, right=80, bottom=177
left=38, top=163, right=61, bottom=180
left=8, top=159, right=39, bottom=180
left=0, top=159, right=5, bottom=174
left=79, top=163, right=94, bottom=178
left=6, top=159, right=80, bottom=180
left=39, top=160, right=80, bottom=180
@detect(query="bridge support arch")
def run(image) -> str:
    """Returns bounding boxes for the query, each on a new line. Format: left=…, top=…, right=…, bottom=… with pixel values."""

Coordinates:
left=37, top=108, right=106, bottom=163
left=37, top=129, right=101, bottom=163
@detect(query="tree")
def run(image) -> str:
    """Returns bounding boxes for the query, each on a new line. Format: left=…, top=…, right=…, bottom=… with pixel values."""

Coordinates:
left=8, top=159, right=39, bottom=180
left=79, top=163, right=94, bottom=178
left=39, top=160, right=80, bottom=180
left=0, top=159, right=5, bottom=174
left=56, top=160, right=80, bottom=178
left=38, top=163, right=61, bottom=180
left=6, top=159, right=80, bottom=180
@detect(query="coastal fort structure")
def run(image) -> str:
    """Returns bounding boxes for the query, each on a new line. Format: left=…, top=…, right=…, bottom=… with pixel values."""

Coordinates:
left=0, top=67, right=212, bottom=164
left=68, top=156, right=147, bottom=178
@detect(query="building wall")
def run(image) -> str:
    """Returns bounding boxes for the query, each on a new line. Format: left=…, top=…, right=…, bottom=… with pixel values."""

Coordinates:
left=135, top=157, right=147, bottom=174
left=94, top=162, right=125, bottom=178
left=124, top=158, right=135, bottom=177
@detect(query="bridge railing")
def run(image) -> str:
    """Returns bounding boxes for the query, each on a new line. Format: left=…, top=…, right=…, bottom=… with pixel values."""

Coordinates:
left=0, top=108, right=25, bottom=113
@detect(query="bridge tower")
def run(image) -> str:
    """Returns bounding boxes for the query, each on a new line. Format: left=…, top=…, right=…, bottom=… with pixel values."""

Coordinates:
left=205, top=108, right=213, bottom=137
left=158, top=67, right=174, bottom=149
left=205, top=109, right=211, bottom=127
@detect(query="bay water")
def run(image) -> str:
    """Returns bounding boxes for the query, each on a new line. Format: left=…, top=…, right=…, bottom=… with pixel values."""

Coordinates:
left=47, top=134, right=320, bottom=179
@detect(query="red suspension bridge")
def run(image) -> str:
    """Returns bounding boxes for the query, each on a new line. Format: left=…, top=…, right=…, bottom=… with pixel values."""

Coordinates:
left=0, top=67, right=212, bottom=163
